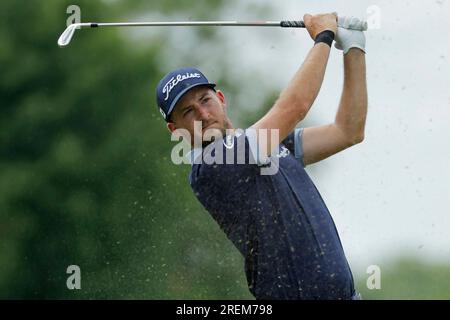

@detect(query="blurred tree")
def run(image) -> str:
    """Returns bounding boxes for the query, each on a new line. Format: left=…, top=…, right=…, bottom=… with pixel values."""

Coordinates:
left=0, top=0, right=253, bottom=299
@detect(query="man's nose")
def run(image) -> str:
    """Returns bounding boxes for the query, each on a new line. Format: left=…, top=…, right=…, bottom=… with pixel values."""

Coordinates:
left=195, top=104, right=210, bottom=121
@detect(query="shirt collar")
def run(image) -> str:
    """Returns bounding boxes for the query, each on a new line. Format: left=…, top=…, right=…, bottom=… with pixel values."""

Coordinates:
left=184, top=129, right=243, bottom=165
left=185, top=147, right=203, bottom=165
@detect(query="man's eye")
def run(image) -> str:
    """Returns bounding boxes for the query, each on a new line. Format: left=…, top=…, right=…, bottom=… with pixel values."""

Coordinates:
left=202, top=98, right=210, bottom=103
left=183, top=109, right=192, bottom=116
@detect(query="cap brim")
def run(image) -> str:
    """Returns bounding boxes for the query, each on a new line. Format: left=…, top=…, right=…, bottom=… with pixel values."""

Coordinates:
left=166, top=82, right=216, bottom=121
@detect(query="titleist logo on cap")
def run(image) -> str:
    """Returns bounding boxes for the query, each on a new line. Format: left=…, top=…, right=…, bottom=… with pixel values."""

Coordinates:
left=163, top=72, right=201, bottom=101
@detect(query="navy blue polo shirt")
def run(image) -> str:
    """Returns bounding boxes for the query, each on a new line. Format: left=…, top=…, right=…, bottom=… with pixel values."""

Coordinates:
left=188, top=129, right=355, bottom=300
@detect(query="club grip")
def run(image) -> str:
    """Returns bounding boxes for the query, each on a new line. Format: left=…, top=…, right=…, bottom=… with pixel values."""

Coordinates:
left=280, top=21, right=305, bottom=28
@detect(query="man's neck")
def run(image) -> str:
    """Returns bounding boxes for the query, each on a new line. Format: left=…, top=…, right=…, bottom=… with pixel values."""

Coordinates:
left=191, top=127, right=237, bottom=149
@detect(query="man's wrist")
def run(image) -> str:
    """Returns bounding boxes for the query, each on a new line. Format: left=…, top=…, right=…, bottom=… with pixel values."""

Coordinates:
left=344, top=47, right=366, bottom=55
left=314, top=30, right=335, bottom=47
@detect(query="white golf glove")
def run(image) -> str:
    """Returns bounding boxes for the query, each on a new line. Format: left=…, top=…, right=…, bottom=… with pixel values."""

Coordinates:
left=335, top=16, right=367, bottom=54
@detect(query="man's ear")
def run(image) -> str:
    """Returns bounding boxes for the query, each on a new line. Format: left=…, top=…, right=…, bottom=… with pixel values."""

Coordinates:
left=167, top=122, right=177, bottom=133
left=216, top=90, right=226, bottom=107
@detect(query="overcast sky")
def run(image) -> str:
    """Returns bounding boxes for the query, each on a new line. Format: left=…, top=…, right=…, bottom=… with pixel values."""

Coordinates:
left=136, top=0, right=450, bottom=272
left=219, top=0, right=450, bottom=271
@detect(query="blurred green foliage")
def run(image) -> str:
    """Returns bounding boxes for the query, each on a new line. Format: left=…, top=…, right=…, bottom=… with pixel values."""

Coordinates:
left=0, top=0, right=252, bottom=299
left=356, top=257, right=450, bottom=300
left=1, top=0, right=448, bottom=300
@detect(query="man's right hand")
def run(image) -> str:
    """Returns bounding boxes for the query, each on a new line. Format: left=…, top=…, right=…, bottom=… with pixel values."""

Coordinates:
left=303, top=13, right=338, bottom=40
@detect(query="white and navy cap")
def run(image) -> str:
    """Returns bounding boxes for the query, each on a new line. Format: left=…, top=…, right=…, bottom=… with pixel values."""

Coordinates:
left=156, top=67, right=216, bottom=122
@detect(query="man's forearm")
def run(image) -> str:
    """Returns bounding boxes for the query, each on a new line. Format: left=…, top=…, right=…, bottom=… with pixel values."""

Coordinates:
left=273, top=42, right=331, bottom=124
left=250, top=13, right=337, bottom=158
left=335, top=49, right=368, bottom=142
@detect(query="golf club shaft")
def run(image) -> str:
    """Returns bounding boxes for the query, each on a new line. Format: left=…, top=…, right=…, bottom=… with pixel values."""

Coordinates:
left=58, top=18, right=368, bottom=47
left=85, top=20, right=305, bottom=28
left=58, top=20, right=305, bottom=47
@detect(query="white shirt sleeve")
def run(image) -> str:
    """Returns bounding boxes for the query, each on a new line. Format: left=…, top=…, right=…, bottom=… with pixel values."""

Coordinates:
left=294, top=128, right=305, bottom=168
left=246, top=127, right=305, bottom=167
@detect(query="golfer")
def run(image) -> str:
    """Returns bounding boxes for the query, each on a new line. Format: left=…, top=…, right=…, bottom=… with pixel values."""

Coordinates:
left=156, top=13, right=367, bottom=300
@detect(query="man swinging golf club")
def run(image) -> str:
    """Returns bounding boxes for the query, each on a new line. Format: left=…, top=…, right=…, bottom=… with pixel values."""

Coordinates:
left=156, top=13, right=367, bottom=300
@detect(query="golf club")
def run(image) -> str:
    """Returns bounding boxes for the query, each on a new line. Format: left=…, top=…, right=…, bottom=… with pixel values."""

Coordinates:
left=57, top=19, right=368, bottom=47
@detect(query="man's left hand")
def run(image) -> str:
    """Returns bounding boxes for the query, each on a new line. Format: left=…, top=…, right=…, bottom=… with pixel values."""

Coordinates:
left=335, top=16, right=367, bottom=54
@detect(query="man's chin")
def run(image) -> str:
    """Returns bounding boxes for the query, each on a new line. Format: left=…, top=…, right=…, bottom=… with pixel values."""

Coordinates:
left=203, top=121, right=218, bottom=131
left=203, top=125, right=225, bottom=136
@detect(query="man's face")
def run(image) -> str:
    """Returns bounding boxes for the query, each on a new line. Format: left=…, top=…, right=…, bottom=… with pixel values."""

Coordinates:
left=167, top=86, right=231, bottom=146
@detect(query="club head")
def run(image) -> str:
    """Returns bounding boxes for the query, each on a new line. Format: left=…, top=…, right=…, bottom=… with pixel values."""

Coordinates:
left=58, top=23, right=81, bottom=47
